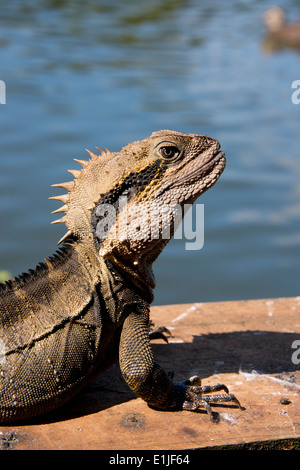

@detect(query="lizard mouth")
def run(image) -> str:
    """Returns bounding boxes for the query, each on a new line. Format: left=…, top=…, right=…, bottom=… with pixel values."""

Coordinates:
left=176, top=150, right=226, bottom=184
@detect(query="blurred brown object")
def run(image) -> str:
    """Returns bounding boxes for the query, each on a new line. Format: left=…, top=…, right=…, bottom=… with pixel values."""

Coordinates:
left=263, top=7, right=300, bottom=51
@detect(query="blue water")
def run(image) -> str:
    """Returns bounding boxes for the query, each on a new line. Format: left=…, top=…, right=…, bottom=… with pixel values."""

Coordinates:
left=0, top=0, right=299, bottom=305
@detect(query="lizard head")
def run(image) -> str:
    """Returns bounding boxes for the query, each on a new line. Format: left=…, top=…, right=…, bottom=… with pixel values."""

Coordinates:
left=51, top=130, right=225, bottom=290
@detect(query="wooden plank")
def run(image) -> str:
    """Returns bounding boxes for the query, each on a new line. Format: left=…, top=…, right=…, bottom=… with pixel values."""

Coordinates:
left=1, top=297, right=300, bottom=450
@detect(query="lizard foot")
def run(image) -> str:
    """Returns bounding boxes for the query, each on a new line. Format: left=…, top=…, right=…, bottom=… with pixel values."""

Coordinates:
left=179, top=375, right=242, bottom=421
left=148, top=322, right=172, bottom=343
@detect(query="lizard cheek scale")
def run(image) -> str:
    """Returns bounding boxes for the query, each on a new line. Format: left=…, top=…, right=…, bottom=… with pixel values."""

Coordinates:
left=0, top=130, right=241, bottom=423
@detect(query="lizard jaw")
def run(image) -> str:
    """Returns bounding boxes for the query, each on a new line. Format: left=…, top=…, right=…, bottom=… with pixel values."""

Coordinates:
left=175, top=150, right=226, bottom=185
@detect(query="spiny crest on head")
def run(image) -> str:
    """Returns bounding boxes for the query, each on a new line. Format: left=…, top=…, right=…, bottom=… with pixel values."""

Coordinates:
left=50, top=146, right=112, bottom=245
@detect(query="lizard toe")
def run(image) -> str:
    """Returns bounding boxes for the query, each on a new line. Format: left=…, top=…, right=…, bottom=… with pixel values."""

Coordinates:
left=181, top=382, right=242, bottom=420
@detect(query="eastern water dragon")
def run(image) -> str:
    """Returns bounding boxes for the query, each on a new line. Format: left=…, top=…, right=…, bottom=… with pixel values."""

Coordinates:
left=0, top=130, right=241, bottom=423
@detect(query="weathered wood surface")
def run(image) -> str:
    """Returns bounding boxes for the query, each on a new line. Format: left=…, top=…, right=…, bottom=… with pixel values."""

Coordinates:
left=1, top=297, right=299, bottom=450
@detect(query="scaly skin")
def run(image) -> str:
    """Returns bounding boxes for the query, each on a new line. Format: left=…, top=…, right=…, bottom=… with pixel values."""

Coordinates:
left=0, top=130, right=241, bottom=423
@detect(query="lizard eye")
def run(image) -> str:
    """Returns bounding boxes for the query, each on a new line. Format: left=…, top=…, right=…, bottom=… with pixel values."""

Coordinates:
left=157, top=145, right=181, bottom=161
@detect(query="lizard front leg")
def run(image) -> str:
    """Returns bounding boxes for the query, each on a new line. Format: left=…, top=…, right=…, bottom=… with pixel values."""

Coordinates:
left=119, top=311, right=182, bottom=409
left=119, top=311, right=241, bottom=419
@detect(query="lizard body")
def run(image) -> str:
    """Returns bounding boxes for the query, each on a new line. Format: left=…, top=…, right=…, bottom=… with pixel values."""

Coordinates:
left=0, top=130, right=240, bottom=423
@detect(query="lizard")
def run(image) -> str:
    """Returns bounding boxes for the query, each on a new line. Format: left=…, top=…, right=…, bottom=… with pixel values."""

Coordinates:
left=0, top=129, right=241, bottom=423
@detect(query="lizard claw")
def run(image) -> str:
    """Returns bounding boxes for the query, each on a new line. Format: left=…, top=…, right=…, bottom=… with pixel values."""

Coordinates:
left=148, top=324, right=172, bottom=343
left=180, top=375, right=202, bottom=386
left=180, top=376, right=241, bottom=421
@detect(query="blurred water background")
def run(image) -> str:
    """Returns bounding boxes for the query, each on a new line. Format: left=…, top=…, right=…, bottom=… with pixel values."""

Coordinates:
left=0, top=0, right=299, bottom=305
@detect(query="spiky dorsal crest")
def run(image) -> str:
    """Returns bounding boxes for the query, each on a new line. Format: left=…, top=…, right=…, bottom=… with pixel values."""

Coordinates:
left=50, top=147, right=114, bottom=245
